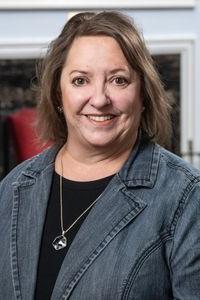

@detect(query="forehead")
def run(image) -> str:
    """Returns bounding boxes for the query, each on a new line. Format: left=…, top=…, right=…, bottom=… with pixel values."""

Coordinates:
left=64, top=35, right=130, bottom=69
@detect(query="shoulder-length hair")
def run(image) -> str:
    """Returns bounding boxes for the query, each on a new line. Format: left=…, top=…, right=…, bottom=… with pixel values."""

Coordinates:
left=36, top=11, right=172, bottom=147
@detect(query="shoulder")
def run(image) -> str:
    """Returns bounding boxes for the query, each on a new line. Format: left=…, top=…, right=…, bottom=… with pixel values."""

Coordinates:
left=154, top=145, right=200, bottom=221
left=131, top=138, right=200, bottom=210
left=158, top=145, right=200, bottom=182
left=0, top=145, right=60, bottom=193
left=120, top=138, right=200, bottom=190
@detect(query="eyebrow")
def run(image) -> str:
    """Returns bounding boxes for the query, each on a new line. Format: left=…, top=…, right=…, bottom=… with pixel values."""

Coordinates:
left=69, top=70, right=88, bottom=75
left=69, top=67, right=130, bottom=76
left=108, top=68, right=130, bottom=75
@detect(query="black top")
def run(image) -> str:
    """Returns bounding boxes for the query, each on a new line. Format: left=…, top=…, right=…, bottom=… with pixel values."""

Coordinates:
left=34, top=171, right=114, bottom=299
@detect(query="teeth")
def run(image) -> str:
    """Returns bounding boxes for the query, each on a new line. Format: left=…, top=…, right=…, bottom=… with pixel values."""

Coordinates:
left=87, top=115, right=114, bottom=122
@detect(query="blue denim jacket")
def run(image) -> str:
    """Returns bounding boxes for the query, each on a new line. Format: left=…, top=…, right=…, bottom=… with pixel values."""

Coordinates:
left=0, top=138, right=200, bottom=300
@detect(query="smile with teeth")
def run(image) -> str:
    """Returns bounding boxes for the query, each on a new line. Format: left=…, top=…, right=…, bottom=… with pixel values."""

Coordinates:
left=86, top=115, right=115, bottom=122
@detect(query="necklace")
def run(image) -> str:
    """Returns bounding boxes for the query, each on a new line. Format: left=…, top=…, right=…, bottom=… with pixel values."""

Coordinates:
left=52, top=155, right=101, bottom=251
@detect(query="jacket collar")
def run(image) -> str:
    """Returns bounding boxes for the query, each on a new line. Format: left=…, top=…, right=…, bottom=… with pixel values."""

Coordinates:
left=15, top=136, right=160, bottom=189
left=12, top=144, right=61, bottom=185
left=119, top=136, right=160, bottom=188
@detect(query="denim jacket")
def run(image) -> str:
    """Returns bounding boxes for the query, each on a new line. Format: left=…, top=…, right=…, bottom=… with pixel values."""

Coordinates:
left=0, top=138, right=200, bottom=300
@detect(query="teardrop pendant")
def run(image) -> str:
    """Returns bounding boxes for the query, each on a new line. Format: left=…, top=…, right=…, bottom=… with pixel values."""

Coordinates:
left=52, top=235, right=67, bottom=250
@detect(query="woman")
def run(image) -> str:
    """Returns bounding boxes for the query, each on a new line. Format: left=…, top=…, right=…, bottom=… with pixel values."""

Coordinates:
left=0, top=11, right=200, bottom=300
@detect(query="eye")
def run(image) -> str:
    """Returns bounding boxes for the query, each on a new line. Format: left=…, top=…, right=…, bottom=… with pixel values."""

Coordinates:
left=72, top=77, right=88, bottom=86
left=112, top=76, right=129, bottom=86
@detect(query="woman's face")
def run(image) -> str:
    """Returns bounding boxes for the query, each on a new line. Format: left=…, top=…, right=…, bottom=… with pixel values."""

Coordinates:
left=60, top=35, right=143, bottom=152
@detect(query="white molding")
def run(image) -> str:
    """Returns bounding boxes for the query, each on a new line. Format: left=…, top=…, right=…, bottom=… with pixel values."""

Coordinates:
left=0, top=0, right=195, bottom=9
left=146, top=35, right=196, bottom=163
left=0, top=35, right=197, bottom=164
left=0, top=38, right=50, bottom=59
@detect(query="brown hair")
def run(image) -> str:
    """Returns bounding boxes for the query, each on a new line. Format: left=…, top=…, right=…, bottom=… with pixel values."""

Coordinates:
left=36, top=11, right=172, bottom=147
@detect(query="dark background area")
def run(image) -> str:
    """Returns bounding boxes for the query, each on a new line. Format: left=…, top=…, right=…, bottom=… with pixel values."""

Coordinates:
left=0, top=54, right=180, bottom=180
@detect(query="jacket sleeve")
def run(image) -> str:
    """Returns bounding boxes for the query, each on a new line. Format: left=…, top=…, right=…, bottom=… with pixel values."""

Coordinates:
left=170, top=180, right=200, bottom=299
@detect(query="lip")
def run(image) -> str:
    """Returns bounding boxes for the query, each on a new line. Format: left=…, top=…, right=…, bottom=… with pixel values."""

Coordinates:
left=84, top=114, right=117, bottom=125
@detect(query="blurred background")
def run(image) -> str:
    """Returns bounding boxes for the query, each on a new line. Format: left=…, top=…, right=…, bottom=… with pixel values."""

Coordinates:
left=0, top=0, right=200, bottom=180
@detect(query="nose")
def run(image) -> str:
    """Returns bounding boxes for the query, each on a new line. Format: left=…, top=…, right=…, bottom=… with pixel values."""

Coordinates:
left=89, top=82, right=111, bottom=109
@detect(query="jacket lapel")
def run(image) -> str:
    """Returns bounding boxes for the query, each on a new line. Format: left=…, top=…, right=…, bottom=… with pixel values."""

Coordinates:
left=51, top=174, right=147, bottom=299
left=10, top=151, right=56, bottom=300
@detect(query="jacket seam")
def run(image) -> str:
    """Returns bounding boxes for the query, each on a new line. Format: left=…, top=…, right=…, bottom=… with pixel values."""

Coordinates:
left=161, top=152, right=200, bottom=182
left=170, top=177, right=200, bottom=233
left=10, top=186, right=22, bottom=300
left=121, top=233, right=172, bottom=300
left=169, top=178, right=200, bottom=268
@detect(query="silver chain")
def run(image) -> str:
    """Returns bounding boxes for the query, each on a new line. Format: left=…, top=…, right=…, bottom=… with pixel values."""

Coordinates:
left=59, top=155, right=101, bottom=237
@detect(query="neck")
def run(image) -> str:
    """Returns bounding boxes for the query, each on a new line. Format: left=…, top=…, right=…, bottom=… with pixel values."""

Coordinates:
left=55, top=135, right=138, bottom=181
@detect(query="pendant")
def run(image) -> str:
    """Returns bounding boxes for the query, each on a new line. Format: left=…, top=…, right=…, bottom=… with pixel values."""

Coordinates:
left=52, top=235, right=67, bottom=250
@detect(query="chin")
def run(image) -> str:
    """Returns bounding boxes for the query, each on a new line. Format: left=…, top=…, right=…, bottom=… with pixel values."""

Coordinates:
left=87, top=140, right=113, bottom=148
left=84, top=134, right=123, bottom=149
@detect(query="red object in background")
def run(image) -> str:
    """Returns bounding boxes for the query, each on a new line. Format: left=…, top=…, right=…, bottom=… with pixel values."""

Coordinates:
left=7, top=108, right=47, bottom=162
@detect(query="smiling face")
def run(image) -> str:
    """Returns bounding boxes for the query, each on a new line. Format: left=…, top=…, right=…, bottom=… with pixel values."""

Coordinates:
left=60, top=35, right=143, bottom=154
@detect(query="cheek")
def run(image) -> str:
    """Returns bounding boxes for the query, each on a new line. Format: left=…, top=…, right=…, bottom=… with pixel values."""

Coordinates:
left=62, top=88, right=87, bottom=112
left=113, top=93, right=142, bottom=114
left=109, top=83, right=142, bottom=113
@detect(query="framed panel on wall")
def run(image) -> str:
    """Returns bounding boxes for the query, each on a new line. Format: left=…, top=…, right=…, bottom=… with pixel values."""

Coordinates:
left=0, top=0, right=196, bottom=9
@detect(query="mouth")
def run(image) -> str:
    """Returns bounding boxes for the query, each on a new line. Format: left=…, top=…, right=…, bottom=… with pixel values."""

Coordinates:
left=85, top=114, right=116, bottom=122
